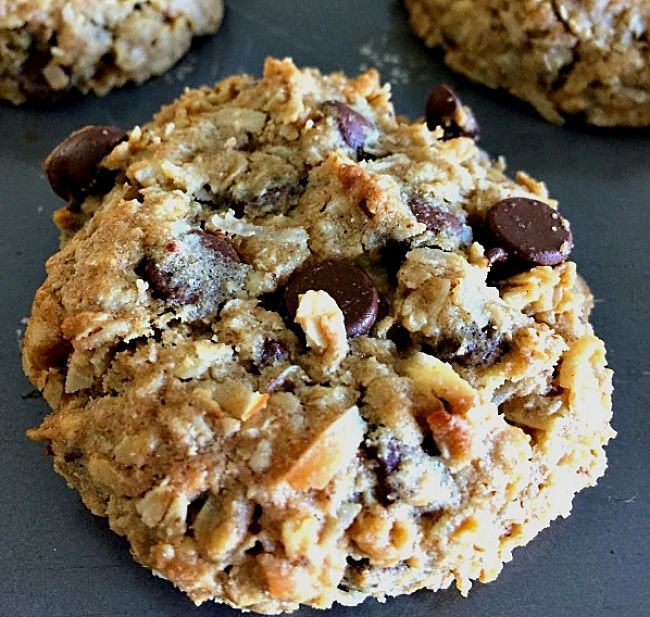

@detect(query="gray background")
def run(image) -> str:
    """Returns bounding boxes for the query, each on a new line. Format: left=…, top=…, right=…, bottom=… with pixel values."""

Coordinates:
left=1, top=1, right=649, bottom=616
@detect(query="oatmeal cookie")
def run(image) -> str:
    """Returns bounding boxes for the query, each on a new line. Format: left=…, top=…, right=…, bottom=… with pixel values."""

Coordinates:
left=405, top=0, right=650, bottom=126
left=23, top=58, right=614, bottom=613
left=0, top=0, right=224, bottom=105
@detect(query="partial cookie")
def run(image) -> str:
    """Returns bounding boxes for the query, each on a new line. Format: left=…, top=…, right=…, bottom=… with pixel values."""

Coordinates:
left=405, top=0, right=650, bottom=126
left=23, top=58, right=614, bottom=613
left=0, top=0, right=224, bottom=105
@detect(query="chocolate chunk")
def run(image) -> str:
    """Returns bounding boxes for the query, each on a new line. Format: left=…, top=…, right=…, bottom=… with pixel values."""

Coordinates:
left=260, top=337, right=288, bottom=364
left=322, top=100, right=373, bottom=152
left=425, top=84, right=479, bottom=140
left=408, top=195, right=463, bottom=233
left=135, top=257, right=198, bottom=304
left=486, top=198, right=573, bottom=266
left=363, top=439, right=402, bottom=505
left=44, top=125, right=128, bottom=202
left=434, top=325, right=507, bottom=367
left=137, top=231, right=241, bottom=306
left=285, top=261, right=380, bottom=337
left=193, top=230, right=241, bottom=263
left=228, top=185, right=295, bottom=216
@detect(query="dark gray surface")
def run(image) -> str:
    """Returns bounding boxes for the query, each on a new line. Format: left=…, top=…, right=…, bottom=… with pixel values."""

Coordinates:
left=1, top=1, right=649, bottom=616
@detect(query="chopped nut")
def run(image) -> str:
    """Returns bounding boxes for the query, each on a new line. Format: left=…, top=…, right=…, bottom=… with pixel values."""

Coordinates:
left=258, top=555, right=318, bottom=603
left=192, top=496, right=250, bottom=562
left=281, top=512, right=321, bottom=561
left=283, top=406, right=365, bottom=491
left=294, top=290, right=349, bottom=369
left=174, top=341, right=232, bottom=380
left=213, top=379, right=269, bottom=421
left=136, top=480, right=189, bottom=530
left=402, top=352, right=479, bottom=414
left=426, top=407, right=474, bottom=467
left=350, top=505, right=417, bottom=567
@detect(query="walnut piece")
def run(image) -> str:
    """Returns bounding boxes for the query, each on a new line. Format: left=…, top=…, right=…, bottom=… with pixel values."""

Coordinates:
left=283, top=406, right=365, bottom=491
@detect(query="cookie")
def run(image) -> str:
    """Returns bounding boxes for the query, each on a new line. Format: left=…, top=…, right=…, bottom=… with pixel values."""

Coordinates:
left=23, top=58, right=614, bottom=613
left=0, top=0, right=224, bottom=105
left=405, top=0, right=650, bottom=126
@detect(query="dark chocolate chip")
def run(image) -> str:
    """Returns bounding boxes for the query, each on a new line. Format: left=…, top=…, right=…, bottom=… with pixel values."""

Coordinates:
left=322, top=100, right=373, bottom=152
left=425, top=84, right=480, bottom=140
left=362, top=439, right=402, bottom=505
left=193, top=230, right=241, bottom=263
left=260, top=337, right=288, bottom=364
left=135, top=257, right=198, bottom=304
left=285, top=261, right=380, bottom=337
left=228, top=185, right=295, bottom=216
left=434, top=325, right=507, bottom=367
left=44, top=125, right=128, bottom=202
left=486, top=198, right=573, bottom=266
left=408, top=194, right=463, bottom=233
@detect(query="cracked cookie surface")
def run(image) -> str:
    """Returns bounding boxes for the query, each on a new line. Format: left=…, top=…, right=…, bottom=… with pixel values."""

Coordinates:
left=23, top=58, right=614, bottom=613
left=0, top=0, right=224, bottom=105
left=405, top=0, right=650, bottom=126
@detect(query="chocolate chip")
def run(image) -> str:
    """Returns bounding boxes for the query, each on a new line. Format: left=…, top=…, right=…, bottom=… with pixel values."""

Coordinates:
left=44, top=125, right=128, bottom=202
left=228, top=185, right=295, bottom=216
left=193, top=230, right=241, bottom=263
left=425, top=84, right=479, bottom=140
left=284, top=261, right=380, bottom=337
left=322, top=100, right=373, bottom=152
left=408, top=194, right=463, bottom=233
left=486, top=198, right=573, bottom=266
left=434, top=325, right=507, bottom=367
left=363, top=439, right=402, bottom=505
left=136, top=257, right=198, bottom=304
left=136, top=231, right=242, bottom=306
left=260, top=337, right=288, bottom=364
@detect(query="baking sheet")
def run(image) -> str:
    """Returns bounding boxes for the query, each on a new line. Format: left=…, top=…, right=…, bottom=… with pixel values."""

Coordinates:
left=1, top=1, right=649, bottom=616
